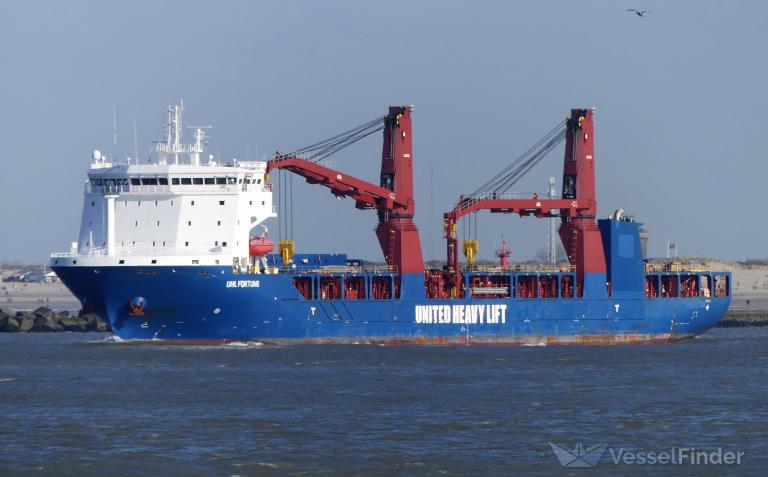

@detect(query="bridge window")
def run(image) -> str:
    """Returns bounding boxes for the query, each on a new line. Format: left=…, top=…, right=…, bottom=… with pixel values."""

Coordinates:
left=141, top=178, right=158, bottom=185
left=131, top=178, right=140, bottom=185
left=172, top=178, right=180, bottom=185
left=193, top=178, right=203, bottom=185
left=204, top=178, right=215, bottom=185
left=181, top=178, right=192, bottom=185
left=227, top=177, right=237, bottom=184
left=215, top=177, right=226, bottom=185
left=158, top=178, right=169, bottom=185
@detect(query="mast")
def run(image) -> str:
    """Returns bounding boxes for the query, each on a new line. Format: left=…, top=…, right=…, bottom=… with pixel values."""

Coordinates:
left=154, top=101, right=207, bottom=165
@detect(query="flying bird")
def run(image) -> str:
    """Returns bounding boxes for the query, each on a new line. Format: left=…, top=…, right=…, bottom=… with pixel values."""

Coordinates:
left=626, top=9, right=650, bottom=17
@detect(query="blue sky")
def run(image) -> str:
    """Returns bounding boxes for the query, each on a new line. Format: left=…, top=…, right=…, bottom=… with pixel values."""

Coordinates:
left=0, top=0, right=766, bottom=263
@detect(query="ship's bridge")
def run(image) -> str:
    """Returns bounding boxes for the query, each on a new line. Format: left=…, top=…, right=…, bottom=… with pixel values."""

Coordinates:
left=85, top=162, right=268, bottom=195
left=51, top=103, right=277, bottom=267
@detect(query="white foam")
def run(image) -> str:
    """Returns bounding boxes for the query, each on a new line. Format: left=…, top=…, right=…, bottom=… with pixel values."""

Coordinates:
left=91, top=335, right=124, bottom=344
left=225, top=341, right=264, bottom=348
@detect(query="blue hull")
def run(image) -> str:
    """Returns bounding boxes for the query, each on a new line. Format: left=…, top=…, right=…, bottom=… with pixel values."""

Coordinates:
left=52, top=265, right=730, bottom=344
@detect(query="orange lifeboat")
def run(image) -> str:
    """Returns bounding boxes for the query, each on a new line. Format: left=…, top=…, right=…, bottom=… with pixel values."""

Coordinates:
left=249, top=236, right=274, bottom=256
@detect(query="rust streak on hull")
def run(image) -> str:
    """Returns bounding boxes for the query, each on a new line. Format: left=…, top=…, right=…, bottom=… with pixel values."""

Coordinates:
left=111, top=333, right=697, bottom=347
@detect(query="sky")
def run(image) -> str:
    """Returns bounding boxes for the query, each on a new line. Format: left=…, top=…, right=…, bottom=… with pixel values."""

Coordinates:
left=0, top=0, right=766, bottom=264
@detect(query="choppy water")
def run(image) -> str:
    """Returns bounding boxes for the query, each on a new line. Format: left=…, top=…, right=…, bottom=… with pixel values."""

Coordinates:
left=1, top=329, right=767, bottom=476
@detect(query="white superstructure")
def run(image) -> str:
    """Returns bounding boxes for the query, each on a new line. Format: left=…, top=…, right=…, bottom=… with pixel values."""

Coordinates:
left=51, top=102, right=276, bottom=267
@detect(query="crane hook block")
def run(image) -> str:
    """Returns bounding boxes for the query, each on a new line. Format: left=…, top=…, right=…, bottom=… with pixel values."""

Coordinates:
left=278, top=240, right=295, bottom=266
left=462, top=239, right=479, bottom=265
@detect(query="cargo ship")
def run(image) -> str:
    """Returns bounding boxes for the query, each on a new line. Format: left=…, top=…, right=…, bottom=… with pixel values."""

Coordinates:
left=50, top=103, right=731, bottom=344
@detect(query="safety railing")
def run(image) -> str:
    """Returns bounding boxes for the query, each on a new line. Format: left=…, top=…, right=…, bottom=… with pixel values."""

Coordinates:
left=644, top=262, right=713, bottom=273
left=53, top=242, right=232, bottom=258
left=452, top=192, right=541, bottom=214
left=465, top=263, right=574, bottom=273
left=85, top=183, right=243, bottom=195
left=270, top=154, right=337, bottom=171
left=271, top=264, right=397, bottom=275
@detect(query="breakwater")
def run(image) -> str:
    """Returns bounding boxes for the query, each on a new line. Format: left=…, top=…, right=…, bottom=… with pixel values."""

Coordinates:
left=718, top=310, right=768, bottom=328
left=0, top=306, right=110, bottom=333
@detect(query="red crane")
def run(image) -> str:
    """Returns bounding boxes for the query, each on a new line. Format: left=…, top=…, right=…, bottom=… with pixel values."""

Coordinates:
left=266, top=106, right=424, bottom=274
left=443, top=109, right=607, bottom=295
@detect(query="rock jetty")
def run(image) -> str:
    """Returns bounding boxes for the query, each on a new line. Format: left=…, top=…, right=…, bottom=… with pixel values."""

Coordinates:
left=718, top=310, right=768, bottom=328
left=0, top=306, right=111, bottom=333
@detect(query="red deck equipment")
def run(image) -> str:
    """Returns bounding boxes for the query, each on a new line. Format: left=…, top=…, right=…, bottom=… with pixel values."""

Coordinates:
left=267, top=106, right=424, bottom=274
left=441, top=109, right=606, bottom=296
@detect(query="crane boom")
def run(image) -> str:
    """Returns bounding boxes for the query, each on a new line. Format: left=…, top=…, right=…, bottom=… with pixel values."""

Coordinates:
left=267, top=106, right=424, bottom=274
left=443, top=108, right=606, bottom=295
left=266, top=156, right=406, bottom=211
